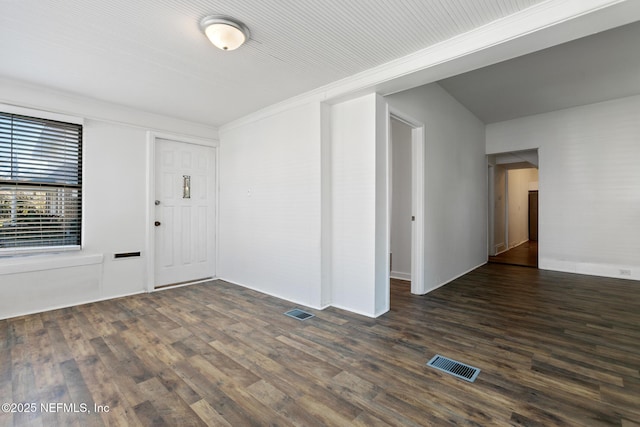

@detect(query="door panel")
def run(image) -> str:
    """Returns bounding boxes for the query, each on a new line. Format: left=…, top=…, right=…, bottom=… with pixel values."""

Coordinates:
left=155, top=139, right=216, bottom=287
left=528, top=190, right=539, bottom=241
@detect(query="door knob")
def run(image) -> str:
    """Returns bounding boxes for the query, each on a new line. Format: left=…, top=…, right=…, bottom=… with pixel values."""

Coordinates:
left=155, top=200, right=161, bottom=206
left=154, top=221, right=161, bottom=227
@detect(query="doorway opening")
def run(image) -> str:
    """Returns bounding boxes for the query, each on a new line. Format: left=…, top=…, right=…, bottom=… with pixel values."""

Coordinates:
left=487, top=149, right=539, bottom=268
left=388, top=108, right=425, bottom=302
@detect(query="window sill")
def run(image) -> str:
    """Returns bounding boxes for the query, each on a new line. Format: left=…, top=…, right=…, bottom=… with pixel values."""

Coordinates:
left=0, top=252, right=103, bottom=275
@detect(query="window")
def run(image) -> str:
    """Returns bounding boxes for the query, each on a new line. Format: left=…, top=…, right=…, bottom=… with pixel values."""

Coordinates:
left=0, top=112, right=82, bottom=253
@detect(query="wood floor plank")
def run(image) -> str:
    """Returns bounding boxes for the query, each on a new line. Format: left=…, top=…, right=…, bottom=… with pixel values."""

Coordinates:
left=246, top=379, right=290, bottom=412
left=132, top=401, right=168, bottom=427
left=10, top=320, right=43, bottom=427
left=88, top=337, right=147, bottom=409
left=136, top=377, right=204, bottom=427
left=189, top=399, right=232, bottom=427
left=209, top=338, right=364, bottom=421
left=170, top=358, right=259, bottom=426
left=188, top=355, right=296, bottom=426
left=58, top=359, right=105, bottom=427
left=533, top=353, right=624, bottom=387
left=295, top=395, right=360, bottom=426
left=600, top=378, right=640, bottom=421
left=351, top=411, right=394, bottom=427
left=1, top=263, right=638, bottom=426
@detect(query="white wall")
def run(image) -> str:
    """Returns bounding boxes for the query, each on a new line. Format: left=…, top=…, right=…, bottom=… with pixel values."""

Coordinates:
left=487, top=94, right=640, bottom=280
left=220, top=93, right=391, bottom=318
left=373, top=95, right=390, bottom=315
left=330, top=94, right=379, bottom=316
left=0, top=79, right=218, bottom=319
left=218, top=102, right=324, bottom=309
left=219, top=94, right=389, bottom=317
left=507, top=168, right=538, bottom=248
left=219, top=86, right=485, bottom=317
left=386, top=83, right=487, bottom=292
left=390, top=119, right=412, bottom=280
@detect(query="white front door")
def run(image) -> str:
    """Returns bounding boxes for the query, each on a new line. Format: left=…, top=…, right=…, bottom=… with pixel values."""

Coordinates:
left=154, top=139, right=216, bottom=287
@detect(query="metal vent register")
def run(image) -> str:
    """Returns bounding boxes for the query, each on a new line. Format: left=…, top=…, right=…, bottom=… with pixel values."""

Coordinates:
left=427, top=355, right=480, bottom=382
left=284, top=309, right=315, bottom=321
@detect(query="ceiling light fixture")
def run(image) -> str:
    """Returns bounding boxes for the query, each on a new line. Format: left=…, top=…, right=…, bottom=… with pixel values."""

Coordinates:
left=200, top=15, right=250, bottom=51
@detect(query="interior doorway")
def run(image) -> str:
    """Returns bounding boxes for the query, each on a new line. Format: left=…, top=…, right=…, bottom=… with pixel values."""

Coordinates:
left=390, top=118, right=412, bottom=285
left=387, top=108, right=425, bottom=298
left=487, top=149, right=539, bottom=268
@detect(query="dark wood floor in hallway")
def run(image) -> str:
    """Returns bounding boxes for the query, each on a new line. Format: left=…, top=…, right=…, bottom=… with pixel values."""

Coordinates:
left=489, top=240, right=538, bottom=268
left=1, top=264, right=639, bottom=426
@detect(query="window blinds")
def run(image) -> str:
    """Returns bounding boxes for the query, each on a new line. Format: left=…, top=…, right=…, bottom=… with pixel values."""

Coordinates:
left=0, top=112, right=82, bottom=252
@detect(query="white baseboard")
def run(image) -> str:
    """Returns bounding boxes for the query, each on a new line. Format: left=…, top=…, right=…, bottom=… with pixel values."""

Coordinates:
left=216, top=277, right=323, bottom=311
left=374, top=306, right=390, bottom=318
left=0, top=289, right=145, bottom=321
left=509, top=239, right=529, bottom=250
left=329, top=303, right=377, bottom=318
left=390, top=271, right=411, bottom=281
left=152, top=277, right=217, bottom=292
left=217, top=277, right=382, bottom=317
left=539, top=258, right=639, bottom=281
left=416, top=261, right=487, bottom=295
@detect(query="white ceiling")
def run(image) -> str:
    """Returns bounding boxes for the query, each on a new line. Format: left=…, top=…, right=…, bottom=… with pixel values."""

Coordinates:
left=0, top=0, right=546, bottom=127
left=438, top=20, right=640, bottom=124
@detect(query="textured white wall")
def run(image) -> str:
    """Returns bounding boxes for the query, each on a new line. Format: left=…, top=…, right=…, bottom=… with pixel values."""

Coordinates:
left=0, top=82, right=217, bottom=319
left=487, top=95, right=640, bottom=280
left=0, top=117, right=148, bottom=319
left=220, top=95, right=387, bottom=317
left=386, top=83, right=487, bottom=292
left=330, top=94, right=378, bottom=316
left=374, top=94, right=390, bottom=316
left=390, top=119, right=412, bottom=280
left=218, top=102, right=323, bottom=308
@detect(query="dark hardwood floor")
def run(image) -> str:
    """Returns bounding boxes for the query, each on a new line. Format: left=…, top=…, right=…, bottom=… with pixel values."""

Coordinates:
left=489, top=240, right=538, bottom=268
left=1, top=264, right=639, bottom=426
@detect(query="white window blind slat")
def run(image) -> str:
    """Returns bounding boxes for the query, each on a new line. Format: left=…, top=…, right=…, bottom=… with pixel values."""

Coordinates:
left=0, top=112, right=82, bottom=252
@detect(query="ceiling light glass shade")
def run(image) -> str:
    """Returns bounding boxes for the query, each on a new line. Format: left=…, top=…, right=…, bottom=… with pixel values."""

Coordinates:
left=200, top=15, right=250, bottom=51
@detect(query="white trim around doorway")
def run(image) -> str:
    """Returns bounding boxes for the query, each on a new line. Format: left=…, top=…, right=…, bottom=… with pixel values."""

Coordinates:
left=388, top=107, right=426, bottom=295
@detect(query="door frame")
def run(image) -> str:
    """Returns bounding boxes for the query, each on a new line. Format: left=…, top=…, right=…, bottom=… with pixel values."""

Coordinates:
left=487, top=148, right=540, bottom=264
left=487, top=164, right=495, bottom=256
left=145, top=131, right=219, bottom=292
left=387, top=107, right=425, bottom=295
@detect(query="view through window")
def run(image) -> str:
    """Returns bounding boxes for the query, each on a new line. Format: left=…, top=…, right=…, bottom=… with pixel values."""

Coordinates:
left=0, top=112, right=82, bottom=253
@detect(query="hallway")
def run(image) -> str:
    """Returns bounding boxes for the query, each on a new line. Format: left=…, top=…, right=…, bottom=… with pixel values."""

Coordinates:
left=488, top=240, right=538, bottom=268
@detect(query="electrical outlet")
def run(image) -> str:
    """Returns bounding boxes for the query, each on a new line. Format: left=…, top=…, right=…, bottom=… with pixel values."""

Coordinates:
left=619, top=269, right=631, bottom=276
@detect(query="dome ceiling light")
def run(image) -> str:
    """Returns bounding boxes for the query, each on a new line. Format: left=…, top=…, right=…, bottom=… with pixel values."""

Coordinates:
left=200, top=15, right=250, bottom=51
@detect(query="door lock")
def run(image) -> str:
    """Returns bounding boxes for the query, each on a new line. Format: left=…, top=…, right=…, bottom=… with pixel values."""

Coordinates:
left=155, top=200, right=161, bottom=206
left=154, top=221, right=161, bottom=227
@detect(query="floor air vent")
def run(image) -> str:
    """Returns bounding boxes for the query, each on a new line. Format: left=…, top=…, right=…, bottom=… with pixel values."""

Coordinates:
left=427, top=355, right=480, bottom=382
left=284, top=308, right=315, bottom=321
